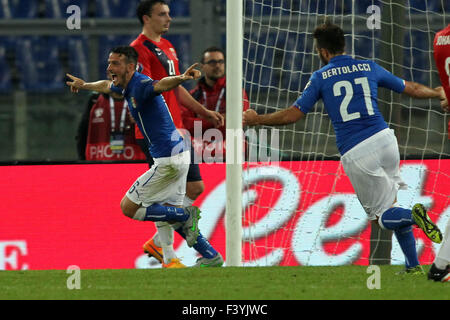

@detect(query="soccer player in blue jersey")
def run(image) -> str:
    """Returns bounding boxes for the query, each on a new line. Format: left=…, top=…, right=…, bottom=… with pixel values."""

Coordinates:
left=244, top=21, right=446, bottom=274
left=66, top=46, right=223, bottom=268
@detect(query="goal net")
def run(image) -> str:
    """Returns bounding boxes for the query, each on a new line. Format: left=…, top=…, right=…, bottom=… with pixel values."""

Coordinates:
left=240, top=0, right=450, bottom=266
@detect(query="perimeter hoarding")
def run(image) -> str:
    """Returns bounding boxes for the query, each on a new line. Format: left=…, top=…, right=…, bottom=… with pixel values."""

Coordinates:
left=0, top=160, right=448, bottom=270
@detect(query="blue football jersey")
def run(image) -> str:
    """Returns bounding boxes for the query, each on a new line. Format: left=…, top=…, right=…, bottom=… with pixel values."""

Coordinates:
left=294, top=55, right=405, bottom=155
left=110, top=72, right=185, bottom=159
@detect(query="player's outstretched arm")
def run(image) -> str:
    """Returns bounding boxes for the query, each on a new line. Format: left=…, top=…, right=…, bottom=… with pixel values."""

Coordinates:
left=66, top=74, right=112, bottom=94
left=154, top=63, right=202, bottom=94
left=403, top=81, right=444, bottom=100
left=435, top=86, right=449, bottom=112
left=243, top=106, right=304, bottom=126
left=155, top=64, right=225, bottom=127
left=403, top=82, right=449, bottom=112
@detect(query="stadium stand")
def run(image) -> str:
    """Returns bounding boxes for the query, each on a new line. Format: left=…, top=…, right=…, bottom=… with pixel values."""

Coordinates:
left=15, top=36, right=65, bottom=91
left=0, top=0, right=444, bottom=92
left=0, top=0, right=39, bottom=19
left=0, top=46, right=11, bottom=92
left=95, top=0, right=189, bottom=18
left=66, top=36, right=90, bottom=81
left=96, top=0, right=137, bottom=18
left=45, top=0, right=89, bottom=18
left=166, top=0, right=190, bottom=17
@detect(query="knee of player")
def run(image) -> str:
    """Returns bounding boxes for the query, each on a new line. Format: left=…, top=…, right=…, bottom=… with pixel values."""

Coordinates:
left=120, top=196, right=137, bottom=218
left=186, top=181, right=204, bottom=200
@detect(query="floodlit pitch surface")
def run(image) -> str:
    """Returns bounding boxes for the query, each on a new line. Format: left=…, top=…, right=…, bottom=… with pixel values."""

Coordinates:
left=0, top=265, right=448, bottom=300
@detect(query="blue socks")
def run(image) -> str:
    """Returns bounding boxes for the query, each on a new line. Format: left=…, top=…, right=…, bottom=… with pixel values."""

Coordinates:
left=192, top=233, right=218, bottom=259
left=175, top=228, right=218, bottom=259
left=379, top=207, right=415, bottom=229
left=379, top=207, right=419, bottom=268
left=394, top=226, right=420, bottom=268
left=135, top=204, right=218, bottom=260
left=143, top=203, right=188, bottom=222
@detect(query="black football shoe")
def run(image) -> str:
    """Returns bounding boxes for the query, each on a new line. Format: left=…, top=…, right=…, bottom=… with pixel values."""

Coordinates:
left=427, top=263, right=450, bottom=282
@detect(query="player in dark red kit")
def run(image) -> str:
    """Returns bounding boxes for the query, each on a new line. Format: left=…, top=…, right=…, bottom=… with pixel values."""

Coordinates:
left=428, top=24, right=450, bottom=282
left=130, top=0, right=224, bottom=268
left=433, top=24, right=450, bottom=116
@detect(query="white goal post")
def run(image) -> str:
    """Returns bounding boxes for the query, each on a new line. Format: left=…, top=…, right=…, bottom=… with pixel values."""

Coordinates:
left=225, top=0, right=243, bottom=267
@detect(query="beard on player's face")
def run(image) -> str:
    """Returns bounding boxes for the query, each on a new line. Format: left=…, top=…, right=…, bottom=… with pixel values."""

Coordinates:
left=109, top=62, right=135, bottom=88
left=317, top=49, right=329, bottom=65
left=109, top=68, right=127, bottom=87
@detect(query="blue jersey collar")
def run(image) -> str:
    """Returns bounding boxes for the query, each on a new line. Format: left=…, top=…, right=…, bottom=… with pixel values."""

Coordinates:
left=123, top=71, right=139, bottom=96
left=329, top=54, right=351, bottom=63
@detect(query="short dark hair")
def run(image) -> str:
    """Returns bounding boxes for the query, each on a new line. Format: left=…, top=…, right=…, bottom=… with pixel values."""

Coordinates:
left=313, top=21, right=345, bottom=54
left=110, top=46, right=139, bottom=66
left=136, top=0, right=168, bottom=25
left=201, top=46, right=225, bottom=63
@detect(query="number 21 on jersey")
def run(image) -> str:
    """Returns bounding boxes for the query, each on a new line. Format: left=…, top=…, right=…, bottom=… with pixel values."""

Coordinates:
left=333, top=77, right=374, bottom=122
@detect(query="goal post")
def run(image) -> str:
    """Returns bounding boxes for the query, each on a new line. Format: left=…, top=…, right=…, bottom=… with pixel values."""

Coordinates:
left=225, top=0, right=244, bottom=267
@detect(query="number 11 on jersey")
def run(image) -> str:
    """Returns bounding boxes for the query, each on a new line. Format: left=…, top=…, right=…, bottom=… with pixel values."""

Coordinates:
left=167, top=60, right=176, bottom=76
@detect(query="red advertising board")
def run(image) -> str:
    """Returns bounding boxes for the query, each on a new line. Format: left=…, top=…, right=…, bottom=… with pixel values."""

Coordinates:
left=0, top=160, right=448, bottom=270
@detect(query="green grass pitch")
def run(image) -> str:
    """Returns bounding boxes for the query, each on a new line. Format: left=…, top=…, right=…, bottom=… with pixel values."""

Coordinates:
left=0, top=265, right=448, bottom=300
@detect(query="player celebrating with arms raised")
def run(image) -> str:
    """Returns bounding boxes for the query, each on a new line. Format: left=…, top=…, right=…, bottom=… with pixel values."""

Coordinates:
left=66, top=46, right=217, bottom=268
left=244, top=21, right=445, bottom=274
left=131, top=0, right=224, bottom=268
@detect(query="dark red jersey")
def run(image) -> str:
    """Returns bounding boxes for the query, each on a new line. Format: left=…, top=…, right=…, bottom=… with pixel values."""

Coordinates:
left=433, top=24, right=450, bottom=138
left=85, top=94, right=146, bottom=161
left=180, top=76, right=250, bottom=158
left=130, top=34, right=184, bottom=138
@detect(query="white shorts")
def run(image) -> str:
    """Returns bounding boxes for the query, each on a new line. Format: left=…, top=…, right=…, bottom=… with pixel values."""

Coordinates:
left=341, top=128, right=407, bottom=220
left=126, top=150, right=190, bottom=207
